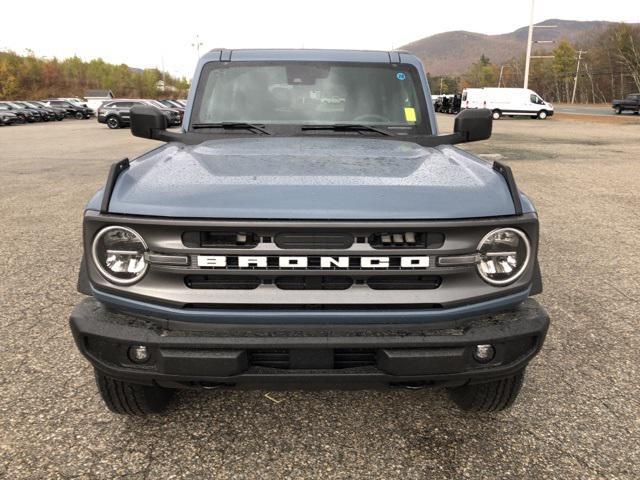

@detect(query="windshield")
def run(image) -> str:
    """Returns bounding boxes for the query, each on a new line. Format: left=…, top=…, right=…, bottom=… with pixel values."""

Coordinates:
left=191, top=62, right=427, bottom=131
left=146, top=100, right=168, bottom=109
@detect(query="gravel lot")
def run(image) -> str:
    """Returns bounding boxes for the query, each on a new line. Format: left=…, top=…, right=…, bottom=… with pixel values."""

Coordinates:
left=1, top=115, right=639, bottom=479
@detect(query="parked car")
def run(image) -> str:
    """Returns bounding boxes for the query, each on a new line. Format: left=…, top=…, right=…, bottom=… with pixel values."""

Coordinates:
left=0, top=110, right=18, bottom=125
left=24, top=100, right=66, bottom=121
left=158, top=99, right=185, bottom=122
left=97, top=99, right=182, bottom=129
left=42, top=100, right=92, bottom=119
left=13, top=101, right=55, bottom=121
left=70, top=48, right=549, bottom=416
left=0, top=101, right=38, bottom=123
left=612, top=93, right=640, bottom=114
left=461, top=87, right=554, bottom=120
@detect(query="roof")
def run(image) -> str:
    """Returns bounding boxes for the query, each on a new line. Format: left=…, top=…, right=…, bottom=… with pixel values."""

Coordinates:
left=85, top=89, right=113, bottom=98
left=202, top=49, right=415, bottom=64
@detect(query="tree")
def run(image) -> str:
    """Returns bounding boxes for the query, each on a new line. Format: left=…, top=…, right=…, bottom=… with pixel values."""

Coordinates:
left=552, top=40, right=577, bottom=102
left=463, top=54, right=498, bottom=88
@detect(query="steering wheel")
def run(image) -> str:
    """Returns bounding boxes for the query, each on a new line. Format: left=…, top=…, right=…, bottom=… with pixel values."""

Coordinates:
left=352, top=114, right=390, bottom=123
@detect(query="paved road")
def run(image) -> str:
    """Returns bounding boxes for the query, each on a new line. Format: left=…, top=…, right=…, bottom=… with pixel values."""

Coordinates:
left=554, top=104, right=616, bottom=116
left=1, top=117, right=639, bottom=479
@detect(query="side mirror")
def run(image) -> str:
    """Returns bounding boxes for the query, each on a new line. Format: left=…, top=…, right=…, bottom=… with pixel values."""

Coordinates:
left=453, top=108, right=492, bottom=142
left=130, top=105, right=168, bottom=139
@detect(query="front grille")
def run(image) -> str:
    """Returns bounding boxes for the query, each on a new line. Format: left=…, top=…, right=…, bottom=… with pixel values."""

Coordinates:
left=183, top=231, right=259, bottom=248
left=185, top=275, right=261, bottom=290
left=275, top=276, right=353, bottom=290
left=369, top=232, right=444, bottom=249
left=367, top=276, right=442, bottom=290
left=274, top=232, right=354, bottom=249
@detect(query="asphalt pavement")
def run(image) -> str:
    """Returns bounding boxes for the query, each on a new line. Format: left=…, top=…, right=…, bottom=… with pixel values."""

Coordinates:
left=0, top=116, right=638, bottom=479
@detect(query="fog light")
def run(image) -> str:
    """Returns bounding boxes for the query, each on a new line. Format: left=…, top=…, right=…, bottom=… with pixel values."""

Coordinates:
left=473, top=344, right=495, bottom=363
left=128, top=345, right=149, bottom=363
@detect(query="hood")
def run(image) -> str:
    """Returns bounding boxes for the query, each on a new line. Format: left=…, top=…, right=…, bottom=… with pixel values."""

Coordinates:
left=94, top=137, right=531, bottom=220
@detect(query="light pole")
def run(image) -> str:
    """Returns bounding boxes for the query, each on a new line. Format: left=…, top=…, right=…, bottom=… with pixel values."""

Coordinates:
left=523, top=0, right=535, bottom=89
left=571, top=50, right=587, bottom=104
left=191, top=34, right=203, bottom=59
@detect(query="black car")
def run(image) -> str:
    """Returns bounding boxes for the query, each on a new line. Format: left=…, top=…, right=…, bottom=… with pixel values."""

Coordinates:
left=26, top=101, right=66, bottom=121
left=97, top=99, right=182, bottom=129
left=42, top=100, right=91, bottom=119
left=0, top=102, right=38, bottom=123
left=13, top=101, right=56, bottom=121
left=0, top=110, right=19, bottom=125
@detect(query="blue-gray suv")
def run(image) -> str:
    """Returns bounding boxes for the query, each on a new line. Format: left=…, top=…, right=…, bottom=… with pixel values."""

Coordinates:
left=70, top=49, right=549, bottom=415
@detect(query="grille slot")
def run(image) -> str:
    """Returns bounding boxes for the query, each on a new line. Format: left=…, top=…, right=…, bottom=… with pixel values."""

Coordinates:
left=185, top=275, right=261, bottom=290
left=274, top=233, right=354, bottom=249
left=334, top=349, right=377, bottom=368
left=249, top=349, right=290, bottom=368
left=183, top=231, right=259, bottom=248
left=369, top=232, right=444, bottom=249
left=275, top=276, right=353, bottom=290
left=367, top=276, right=442, bottom=290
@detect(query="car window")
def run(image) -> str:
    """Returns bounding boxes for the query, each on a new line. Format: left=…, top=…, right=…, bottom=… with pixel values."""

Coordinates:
left=116, top=102, right=133, bottom=108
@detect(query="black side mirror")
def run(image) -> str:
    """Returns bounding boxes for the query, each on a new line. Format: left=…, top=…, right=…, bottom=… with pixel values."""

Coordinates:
left=454, top=108, right=492, bottom=142
left=130, top=105, right=168, bottom=139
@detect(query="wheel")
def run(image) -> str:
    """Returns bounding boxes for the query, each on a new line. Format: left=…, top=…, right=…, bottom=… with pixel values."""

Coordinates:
left=614, top=106, right=622, bottom=114
left=16, top=115, right=26, bottom=124
left=106, top=116, right=121, bottom=129
left=448, top=371, right=524, bottom=412
left=94, top=370, right=174, bottom=415
left=537, top=110, right=548, bottom=120
left=57, top=116, right=64, bottom=121
left=491, top=110, right=501, bottom=120
left=74, top=111, right=84, bottom=120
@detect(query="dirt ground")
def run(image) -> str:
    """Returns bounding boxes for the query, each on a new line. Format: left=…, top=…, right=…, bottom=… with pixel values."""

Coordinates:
left=0, top=115, right=638, bottom=479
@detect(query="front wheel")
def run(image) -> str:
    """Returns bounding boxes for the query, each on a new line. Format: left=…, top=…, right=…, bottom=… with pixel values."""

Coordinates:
left=94, top=370, right=174, bottom=415
left=491, top=110, right=501, bottom=120
left=615, top=106, right=622, bottom=115
left=537, top=110, right=548, bottom=120
left=106, top=116, right=120, bottom=129
left=448, top=371, right=525, bottom=412
left=74, top=111, right=84, bottom=120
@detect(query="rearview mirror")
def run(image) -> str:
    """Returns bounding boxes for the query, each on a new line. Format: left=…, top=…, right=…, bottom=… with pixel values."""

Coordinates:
left=453, top=108, right=492, bottom=142
left=130, top=105, right=168, bottom=139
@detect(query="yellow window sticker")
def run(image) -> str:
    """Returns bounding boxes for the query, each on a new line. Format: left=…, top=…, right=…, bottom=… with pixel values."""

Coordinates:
left=404, top=107, right=416, bottom=122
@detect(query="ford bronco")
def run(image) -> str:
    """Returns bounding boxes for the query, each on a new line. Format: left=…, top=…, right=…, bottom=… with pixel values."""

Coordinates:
left=70, top=49, right=549, bottom=415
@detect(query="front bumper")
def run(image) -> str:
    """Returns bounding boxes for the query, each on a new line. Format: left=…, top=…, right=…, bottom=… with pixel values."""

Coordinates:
left=70, top=297, right=549, bottom=389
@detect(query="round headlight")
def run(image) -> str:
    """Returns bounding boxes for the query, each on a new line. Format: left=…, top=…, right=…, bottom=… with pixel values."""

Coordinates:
left=91, top=226, right=148, bottom=285
left=476, top=228, right=530, bottom=286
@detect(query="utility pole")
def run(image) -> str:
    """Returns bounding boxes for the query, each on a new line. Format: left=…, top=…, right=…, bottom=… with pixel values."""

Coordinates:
left=191, top=34, right=203, bottom=59
left=523, top=0, right=535, bottom=89
left=498, top=65, right=505, bottom=87
left=523, top=0, right=556, bottom=88
left=571, top=50, right=587, bottom=104
left=439, top=77, right=444, bottom=95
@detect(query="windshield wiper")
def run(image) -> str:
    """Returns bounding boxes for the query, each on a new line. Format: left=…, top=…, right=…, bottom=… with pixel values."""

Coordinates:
left=191, top=122, right=271, bottom=135
left=301, top=124, right=392, bottom=136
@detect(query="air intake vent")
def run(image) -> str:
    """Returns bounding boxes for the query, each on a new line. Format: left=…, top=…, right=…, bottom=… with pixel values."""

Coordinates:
left=275, top=276, right=353, bottom=290
left=367, top=276, right=442, bottom=290
left=249, top=349, right=290, bottom=368
left=185, top=275, right=261, bottom=289
left=274, top=233, right=354, bottom=249
left=333, top=349, right=377, bottom=368
left=369, top=232, right=444, bottom=249
left=183, top=231, right=259, bottom=248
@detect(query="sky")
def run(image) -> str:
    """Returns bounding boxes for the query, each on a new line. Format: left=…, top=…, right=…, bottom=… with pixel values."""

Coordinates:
left=2, top=0, right=638, bottom=78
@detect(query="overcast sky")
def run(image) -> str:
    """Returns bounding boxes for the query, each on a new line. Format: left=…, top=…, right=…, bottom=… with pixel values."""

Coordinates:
left=2, top=0, right=638, bottom=78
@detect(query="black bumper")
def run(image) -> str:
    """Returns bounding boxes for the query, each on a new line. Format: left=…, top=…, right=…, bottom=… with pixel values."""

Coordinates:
left=70, top=297, right=549, bottom=390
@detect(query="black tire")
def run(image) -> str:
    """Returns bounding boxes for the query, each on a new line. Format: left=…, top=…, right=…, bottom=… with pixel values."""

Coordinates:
left=615, top=106, right=622, bottom=115
left=491, top=110, right=501, bottom=120
left=448, top=371, right=525, bottom=412
left=74, top=111, right=84, bottom=120
left=106, top=116, right=120, bottom=129
left=94, top=370, right=174, bottom=415
left=16, top=115, right=26, bottom=124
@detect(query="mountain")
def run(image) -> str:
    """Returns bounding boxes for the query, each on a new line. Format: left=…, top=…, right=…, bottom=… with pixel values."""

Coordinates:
left=401, top=19, right=621, bottom=76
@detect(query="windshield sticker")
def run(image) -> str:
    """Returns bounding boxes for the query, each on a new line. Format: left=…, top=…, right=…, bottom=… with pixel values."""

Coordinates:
left=396, top=72, right=406, bottom=81
left=404, top=107, right=416, bottom=122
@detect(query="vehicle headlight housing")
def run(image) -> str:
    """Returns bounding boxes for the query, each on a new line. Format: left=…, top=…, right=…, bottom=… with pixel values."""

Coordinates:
left=91, top=226, right=148, bottom=285
left=476, top=228, right=531, bottom=286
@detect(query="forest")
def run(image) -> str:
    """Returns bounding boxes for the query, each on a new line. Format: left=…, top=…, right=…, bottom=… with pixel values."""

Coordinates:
left=0, top=51, right=190, bottom=100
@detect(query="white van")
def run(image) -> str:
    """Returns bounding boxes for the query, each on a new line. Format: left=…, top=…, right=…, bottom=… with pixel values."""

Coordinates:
left=461, top=88, right=554, bottom=120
